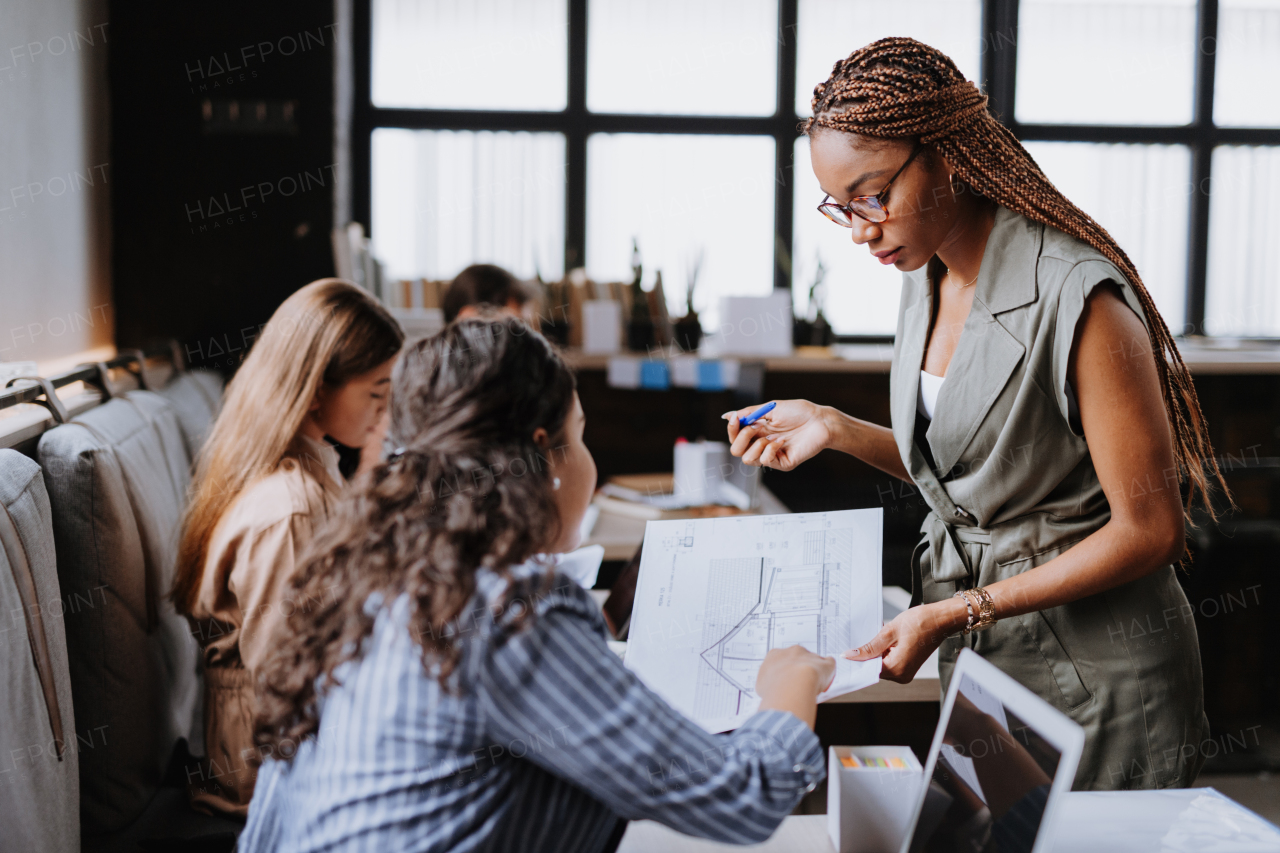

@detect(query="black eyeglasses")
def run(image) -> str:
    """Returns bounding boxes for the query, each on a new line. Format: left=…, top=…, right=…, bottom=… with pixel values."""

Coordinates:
left=818, top=142, right=924, bottom=226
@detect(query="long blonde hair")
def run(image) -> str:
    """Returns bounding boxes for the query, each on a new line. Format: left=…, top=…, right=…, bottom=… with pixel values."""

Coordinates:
left=173, top=279, right=403, bottom=615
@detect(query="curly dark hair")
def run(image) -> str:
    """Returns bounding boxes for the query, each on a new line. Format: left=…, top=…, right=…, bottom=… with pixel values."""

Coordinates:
left=253, top=316, right=577, bottom=755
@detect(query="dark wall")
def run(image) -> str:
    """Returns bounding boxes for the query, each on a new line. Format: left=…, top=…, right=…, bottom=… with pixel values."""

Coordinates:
left=108, top=0, right=339, bottom=372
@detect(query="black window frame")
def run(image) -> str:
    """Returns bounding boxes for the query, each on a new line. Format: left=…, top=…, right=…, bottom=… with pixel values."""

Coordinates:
left=353, top=0, right=1280, bottom=343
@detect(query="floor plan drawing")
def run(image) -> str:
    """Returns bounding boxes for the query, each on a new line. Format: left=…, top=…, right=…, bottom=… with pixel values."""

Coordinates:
left=626, top=510, right=883, bottom=732
left=700, top=532, right=845, bottom=694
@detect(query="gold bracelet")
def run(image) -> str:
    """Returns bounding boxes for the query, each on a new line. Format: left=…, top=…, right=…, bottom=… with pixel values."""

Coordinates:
left=952, top=587, right=997, bottom=634
left=969, top=587, right=997, bottom=632
left=953, top=589, right=975, bottom=634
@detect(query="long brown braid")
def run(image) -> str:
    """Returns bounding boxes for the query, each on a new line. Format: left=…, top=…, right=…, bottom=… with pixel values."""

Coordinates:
left=804, top=37, right=1228, bottom=520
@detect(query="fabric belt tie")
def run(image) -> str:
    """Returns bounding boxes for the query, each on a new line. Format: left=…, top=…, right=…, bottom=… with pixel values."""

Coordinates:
left=923, top=512, right=992, bottom=584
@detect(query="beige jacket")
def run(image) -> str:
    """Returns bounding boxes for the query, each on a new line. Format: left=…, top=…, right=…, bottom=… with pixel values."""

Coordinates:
left=186, top=434, right=344, bottom=816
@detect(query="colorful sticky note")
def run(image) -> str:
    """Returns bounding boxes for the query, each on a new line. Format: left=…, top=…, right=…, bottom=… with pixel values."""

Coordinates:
left=639, top=360, right=670, bottom=390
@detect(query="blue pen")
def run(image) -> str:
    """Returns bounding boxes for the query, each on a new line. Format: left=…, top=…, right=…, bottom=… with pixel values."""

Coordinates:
left=739, top=401, right=776, bottom=427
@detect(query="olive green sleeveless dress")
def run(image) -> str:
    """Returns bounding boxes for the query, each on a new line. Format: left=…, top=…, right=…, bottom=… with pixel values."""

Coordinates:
left=890, top=205, right=1209, bottom=790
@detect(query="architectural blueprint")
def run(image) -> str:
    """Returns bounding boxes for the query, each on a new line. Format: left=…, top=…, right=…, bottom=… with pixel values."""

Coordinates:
left=626, top=510, right=883, bottom=733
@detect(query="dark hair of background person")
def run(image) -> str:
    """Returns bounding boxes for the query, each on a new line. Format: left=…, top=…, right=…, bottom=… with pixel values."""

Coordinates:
left=442, top=264, right=531, bottom=323
left=173, top=279, right=404, bottom=615
left=253, top=317, right=577, bottom=754
left=804, top=37, right=1229, bottom=520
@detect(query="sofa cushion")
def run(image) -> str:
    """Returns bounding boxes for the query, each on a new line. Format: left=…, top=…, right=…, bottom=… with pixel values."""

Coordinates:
left=157, top=369, right=223, bottom=461
left=37, top=391, right=201, bottom=835
left=0, top=449, right=80, bottom=853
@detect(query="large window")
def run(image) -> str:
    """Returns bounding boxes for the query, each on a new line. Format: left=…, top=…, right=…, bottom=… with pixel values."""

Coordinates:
left=357, top=0, right=1280, bottom=339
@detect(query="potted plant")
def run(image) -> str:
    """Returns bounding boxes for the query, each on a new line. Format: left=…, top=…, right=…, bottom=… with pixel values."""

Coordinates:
left=673, top=246, right=704, bottom=352
left=540, top=271, right=571, bottom=346
left=626, top=238, right=656, bottom=351
left=794, top=254, right=834, bottom=347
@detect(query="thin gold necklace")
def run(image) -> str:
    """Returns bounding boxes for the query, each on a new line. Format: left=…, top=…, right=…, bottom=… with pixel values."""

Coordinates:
left=946, top=267, right=979, bottom=289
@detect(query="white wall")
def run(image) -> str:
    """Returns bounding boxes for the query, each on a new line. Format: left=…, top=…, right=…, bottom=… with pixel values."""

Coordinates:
left=0, top=0, right=112, bottom=367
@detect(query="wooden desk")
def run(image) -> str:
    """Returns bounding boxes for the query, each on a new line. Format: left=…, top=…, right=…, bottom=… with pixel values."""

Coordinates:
left=582, top=483, right=791, bottom=561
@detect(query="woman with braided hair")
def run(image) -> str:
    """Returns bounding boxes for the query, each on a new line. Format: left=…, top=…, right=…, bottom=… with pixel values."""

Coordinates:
left=728, top=37, right=1230, bottom=791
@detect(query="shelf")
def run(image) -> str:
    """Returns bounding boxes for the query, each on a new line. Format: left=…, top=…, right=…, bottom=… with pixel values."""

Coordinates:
left=559, top=339, right=1280, bottom=375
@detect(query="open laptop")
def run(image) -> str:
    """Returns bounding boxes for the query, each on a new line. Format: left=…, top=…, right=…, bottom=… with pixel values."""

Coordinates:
left=898, top=648, right=1086, bottom=853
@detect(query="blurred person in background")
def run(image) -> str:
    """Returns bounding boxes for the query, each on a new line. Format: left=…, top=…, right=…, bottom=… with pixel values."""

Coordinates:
left=442, top=263, right=535, bottom=324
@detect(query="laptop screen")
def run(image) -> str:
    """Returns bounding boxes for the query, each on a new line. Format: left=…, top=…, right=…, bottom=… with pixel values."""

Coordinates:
left=906, top=672, right=1064, bottom=853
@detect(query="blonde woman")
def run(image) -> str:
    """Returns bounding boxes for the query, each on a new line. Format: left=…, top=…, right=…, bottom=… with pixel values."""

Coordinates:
left=172, top=279, right=403, bottom=816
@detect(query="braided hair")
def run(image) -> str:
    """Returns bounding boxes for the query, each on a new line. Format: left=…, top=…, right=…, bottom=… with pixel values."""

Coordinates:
left=804, top=37, right=1227, bottom=518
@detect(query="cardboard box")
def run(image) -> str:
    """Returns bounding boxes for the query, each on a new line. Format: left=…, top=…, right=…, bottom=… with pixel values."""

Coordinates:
left=827, top=745, right=923, bottom=853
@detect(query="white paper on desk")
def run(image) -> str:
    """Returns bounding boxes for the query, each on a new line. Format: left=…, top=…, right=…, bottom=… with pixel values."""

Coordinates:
left=1160, top=791, right=1280, bottom=852
left=625, top=509, right=883, bottom=733
left=1049, top=789, right=1280, bottom=853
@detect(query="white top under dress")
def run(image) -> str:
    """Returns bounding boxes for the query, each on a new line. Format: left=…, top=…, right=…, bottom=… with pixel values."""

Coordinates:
left=918, top=370, right=945, bottom=420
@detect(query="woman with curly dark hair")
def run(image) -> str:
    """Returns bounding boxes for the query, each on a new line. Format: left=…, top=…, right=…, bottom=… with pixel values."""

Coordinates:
left=239, top=317, right=836, bottom=852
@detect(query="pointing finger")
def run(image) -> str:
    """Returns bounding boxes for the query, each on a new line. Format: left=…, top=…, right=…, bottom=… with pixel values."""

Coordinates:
left=844, top=626, right=893, bottom=661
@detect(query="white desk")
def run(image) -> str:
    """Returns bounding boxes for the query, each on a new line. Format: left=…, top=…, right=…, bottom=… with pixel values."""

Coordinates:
left=617, top=815, right=830, bottom=853
left=618, top=789, right=1280, bottom=853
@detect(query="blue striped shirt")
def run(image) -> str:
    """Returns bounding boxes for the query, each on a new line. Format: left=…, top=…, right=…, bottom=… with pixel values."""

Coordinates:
left=239, top=562, right=825, bottom=852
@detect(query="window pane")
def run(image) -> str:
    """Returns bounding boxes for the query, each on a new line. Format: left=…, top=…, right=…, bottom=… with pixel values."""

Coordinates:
left=1214, top=0, right=1280, bottom=127
left=586, top=134, right=775, bottom=329
left=1205, top=146, right=1280, bottom=336
left=587, top=0, right=777, bottom=116
left=791, top=137, right=902, bottom=336
left=371, top=129, right=565, bottom=280
left=1024, top=142, right=1189, bottom=332
left=795, top=0, right=983, bottom=117
left=372, top=0, right=567, bottom=111
left=1016, top=0, right=1196, bottom=125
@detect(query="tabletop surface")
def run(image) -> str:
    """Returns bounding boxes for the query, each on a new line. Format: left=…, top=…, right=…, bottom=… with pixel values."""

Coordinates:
left=618, top=815, right=832, bottom=853
left=617, top=789, right=1280, bottom=853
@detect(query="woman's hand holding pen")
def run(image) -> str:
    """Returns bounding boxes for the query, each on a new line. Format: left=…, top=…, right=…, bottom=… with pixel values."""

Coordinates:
left=724, top=400, right=832, bottom=472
